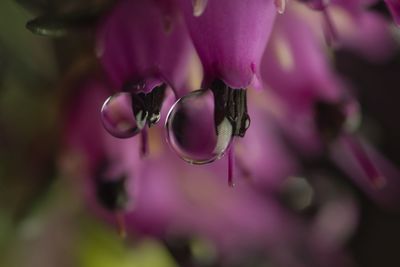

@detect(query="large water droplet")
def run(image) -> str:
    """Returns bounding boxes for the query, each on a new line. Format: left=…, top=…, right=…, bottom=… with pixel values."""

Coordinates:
left=166, top=89, right=233, bottom=164
left=101, top=92, right=147, bottom=138
left=192, top=0, right=208, bottom=17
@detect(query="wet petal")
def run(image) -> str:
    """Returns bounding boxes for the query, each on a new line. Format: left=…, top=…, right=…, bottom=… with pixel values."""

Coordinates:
left=179, top=0, right=276, bottom=88
left=97, top=0, right=192, bottom=92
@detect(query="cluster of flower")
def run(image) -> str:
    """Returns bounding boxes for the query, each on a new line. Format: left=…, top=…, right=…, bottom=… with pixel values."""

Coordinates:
left=62, top=0, right=400, bottom=266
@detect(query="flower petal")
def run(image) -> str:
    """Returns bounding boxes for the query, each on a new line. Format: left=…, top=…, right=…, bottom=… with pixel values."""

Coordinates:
left=179, top=0, right=276, bottom=88
left=97, top=0, right=192, bottom=92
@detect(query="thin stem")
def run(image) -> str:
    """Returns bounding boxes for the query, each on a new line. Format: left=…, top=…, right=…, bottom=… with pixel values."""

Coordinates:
left=228, top=145, right=235, bottom=187
left=115, top=212, right=127, bottom=239
left=345, top=136, right=386, bottom=188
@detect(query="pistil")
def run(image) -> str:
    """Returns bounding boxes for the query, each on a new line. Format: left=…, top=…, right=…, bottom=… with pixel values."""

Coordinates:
left=210, top=80, right=250, bottom=186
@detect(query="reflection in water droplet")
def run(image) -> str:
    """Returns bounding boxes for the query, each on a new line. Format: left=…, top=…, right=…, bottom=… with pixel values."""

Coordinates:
left=101, top=92, right=146, bottom=138
left=192, top=0, right=208, bottom=17
left=166, top=89, right=233, bottom=164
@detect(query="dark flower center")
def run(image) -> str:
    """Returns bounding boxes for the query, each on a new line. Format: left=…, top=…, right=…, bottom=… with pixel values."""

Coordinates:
left=127, top=83, right=167, bottom=128
left=211, top=79, right=251, bottom=138
left=95, top=162, right=130, bottom=211
left=314, top=100, right=346, bottom=143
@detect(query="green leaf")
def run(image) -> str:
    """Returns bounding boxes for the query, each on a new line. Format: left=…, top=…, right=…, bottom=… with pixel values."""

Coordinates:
left=26, top=11, right=98, bottom=37
left=78, top=219, right=178, bottom=267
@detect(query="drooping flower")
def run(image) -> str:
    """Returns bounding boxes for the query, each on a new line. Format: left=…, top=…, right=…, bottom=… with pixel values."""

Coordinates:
left=165, top=0, right=278, bottom=187
left=96, top=0, right=192, bottom=142
left=51, top=0, right=400, bottom=266
left=178, top=0, right=276, bottom=89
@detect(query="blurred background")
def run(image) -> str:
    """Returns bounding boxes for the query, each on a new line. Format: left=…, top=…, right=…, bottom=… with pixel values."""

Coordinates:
left=1, top=0, right=400, bottom=266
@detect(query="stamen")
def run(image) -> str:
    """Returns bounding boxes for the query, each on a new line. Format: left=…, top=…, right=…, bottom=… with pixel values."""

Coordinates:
left=346, top=137, right=386, bottom=189
left=115, top=212, right=127, bottom=239
left=192, top=0, right=208, bottom=17
left=228, top=145, right=235, bottom=187
left=274, top=0, right=287, bottom=15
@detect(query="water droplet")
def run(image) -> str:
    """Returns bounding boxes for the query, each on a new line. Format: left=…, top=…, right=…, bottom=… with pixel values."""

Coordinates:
left=274, top=0, right=286, bottom=15
left=166, top=89, right=233, bottom=164
left=101, top=92, right=147, bottom=138
left=192, top=0, right=208, bottom=17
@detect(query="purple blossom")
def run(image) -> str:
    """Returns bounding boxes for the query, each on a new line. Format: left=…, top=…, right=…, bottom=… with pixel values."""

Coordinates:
left=261, top=4, right=400, bottom=209
left=97, top=0, right=192, bottom=93
left=53, top=0, right=400, bottom=265
left=96, top=0, right=194, bottom=142
left=178, top=0, right=276, bottom=89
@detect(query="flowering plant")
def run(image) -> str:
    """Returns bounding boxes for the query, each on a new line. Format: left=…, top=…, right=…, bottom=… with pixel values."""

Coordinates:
left=2, top=0, right=399, bottom=266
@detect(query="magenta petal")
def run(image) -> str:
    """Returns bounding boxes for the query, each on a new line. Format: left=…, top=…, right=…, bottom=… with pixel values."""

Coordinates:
left=261, top=9, right=340, bottom=105
left=179, top=0, right=276, bottom=88
left=236, top=101, right=298, bottom=188
left=331, top=135, right=400, bottom=210
left=336, top=10, right=396, bottom=61
left=260, top=9, right=343, bottom=153
left=97, top=0, right=192, bottom=92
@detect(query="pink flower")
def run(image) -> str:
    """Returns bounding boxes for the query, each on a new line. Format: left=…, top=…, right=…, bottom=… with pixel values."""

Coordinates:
left=178, top=0, right=276, bottom=89
left=261, top=4, right=400, bottom=209
left=97, top=0, right=191, bottom=93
